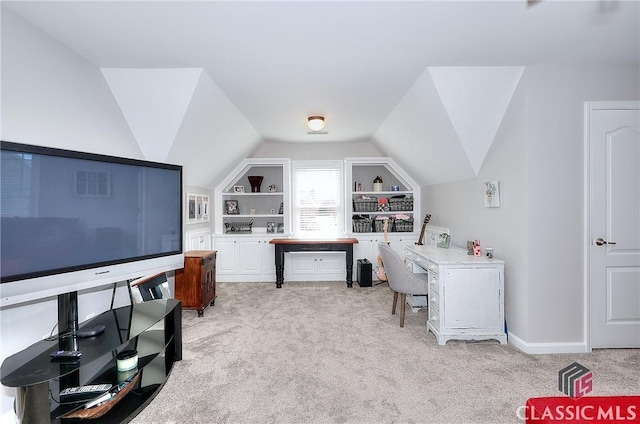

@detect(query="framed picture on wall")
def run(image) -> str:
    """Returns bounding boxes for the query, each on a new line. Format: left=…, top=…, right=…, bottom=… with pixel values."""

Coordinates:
left=186, top=192, right=210, bottom=224
left=187, top=193, right=197, bottom=223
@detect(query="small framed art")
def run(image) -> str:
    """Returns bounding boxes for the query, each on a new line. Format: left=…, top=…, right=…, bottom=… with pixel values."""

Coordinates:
left=233, top=185, right=245, bottom=193
left=225, top=200, right=239, bottom=215
left=484, top=181, right=500, bottom=208
left=186, top=192, right=210, bottom=224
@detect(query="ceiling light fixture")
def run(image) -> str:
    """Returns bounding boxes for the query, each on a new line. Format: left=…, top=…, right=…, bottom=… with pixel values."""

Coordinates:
left=307, top=116, right=325, bottom=132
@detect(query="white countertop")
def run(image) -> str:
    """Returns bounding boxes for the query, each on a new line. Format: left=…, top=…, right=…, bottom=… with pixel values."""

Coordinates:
left=406, top=244, right=504, bottom=265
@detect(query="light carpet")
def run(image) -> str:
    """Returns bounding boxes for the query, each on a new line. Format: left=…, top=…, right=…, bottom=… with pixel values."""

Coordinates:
left=130, top=281, right=639, bottom=424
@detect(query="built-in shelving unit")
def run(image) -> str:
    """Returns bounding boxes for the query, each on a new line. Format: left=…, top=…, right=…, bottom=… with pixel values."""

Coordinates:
left=344, top=157, right=420, bottom=235
left=214, top=159, right=291, bottom=236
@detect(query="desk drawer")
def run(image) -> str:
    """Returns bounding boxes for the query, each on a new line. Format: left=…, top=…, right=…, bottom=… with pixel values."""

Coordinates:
left=428, top=273, right=439, bottom=296
left=429, top=306, right=440, bottom=331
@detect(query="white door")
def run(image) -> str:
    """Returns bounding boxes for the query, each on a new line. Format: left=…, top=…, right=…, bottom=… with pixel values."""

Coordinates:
left=589, top=103, right=640, bottom=348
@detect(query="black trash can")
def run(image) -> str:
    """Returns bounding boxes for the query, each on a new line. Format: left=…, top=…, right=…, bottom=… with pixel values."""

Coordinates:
left=356, top=259, right=372, bottom=287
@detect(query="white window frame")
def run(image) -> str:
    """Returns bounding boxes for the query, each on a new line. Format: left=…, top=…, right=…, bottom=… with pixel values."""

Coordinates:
left=292, top=160, right=344, bottom=238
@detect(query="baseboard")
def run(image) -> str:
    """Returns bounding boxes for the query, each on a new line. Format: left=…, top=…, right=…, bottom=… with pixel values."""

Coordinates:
left=508, top=332, right=588, bottom=354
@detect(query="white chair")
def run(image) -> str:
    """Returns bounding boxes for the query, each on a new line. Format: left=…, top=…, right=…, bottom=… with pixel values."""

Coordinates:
left=378, top=243, right=428, bottom=327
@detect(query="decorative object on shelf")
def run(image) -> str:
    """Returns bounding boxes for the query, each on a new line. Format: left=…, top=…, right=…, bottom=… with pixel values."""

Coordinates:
left=391, top=185, right=400, bottom=191
left=225, top=200, right=239, bottom=214
left=276, top=223, right=285, bottom=233
left=224, top=220, right=253, bottom=233
left=270, top=208, right=276, bottom=214
left=278, top=202, right=284, bottom=214
left=437, top=233, right=451, bottom=248
left=307, top=115, right=325, bottom=132
left=373, top=176, right=383, bottom=192
left=248, top=175, right=264, bottom=192
left=484, top=180, right=500, bottom=207
left=233, top=185, right=245, bottom=193
left=485, top=247, right=494, bottom=258
left=268, top=184, right=277, bottom=192
left=267, top=222, right=276, bottom=233
left=466, top=240, right=474, bottom=255
left=355, top=181, right=364, bottom=191
left=377, top=197, right=389, bottom=212
left=249, top=208, right=256, bottom=215
left=116, top=350, right=138, bottom=372
left=473, top=240, right=482, bottom=256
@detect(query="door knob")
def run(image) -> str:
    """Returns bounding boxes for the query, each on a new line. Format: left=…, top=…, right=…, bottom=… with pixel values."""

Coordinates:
left=595, top=237, right=617, bottom=246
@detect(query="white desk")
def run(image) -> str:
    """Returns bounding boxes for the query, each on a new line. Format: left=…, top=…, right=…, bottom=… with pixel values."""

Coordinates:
left=405, top=245, right=507, bottom=345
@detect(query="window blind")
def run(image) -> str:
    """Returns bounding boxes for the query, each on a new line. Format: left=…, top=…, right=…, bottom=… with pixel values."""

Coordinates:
left=293, top=161, right=343, bottom=238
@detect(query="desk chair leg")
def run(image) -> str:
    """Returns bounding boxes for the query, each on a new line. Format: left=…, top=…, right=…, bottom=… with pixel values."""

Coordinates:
left=392, top=291, right=398, bottom=315
left=400, top=293, right=406, bottom=328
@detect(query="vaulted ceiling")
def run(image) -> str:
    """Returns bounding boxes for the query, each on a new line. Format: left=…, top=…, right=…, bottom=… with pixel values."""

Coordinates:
left=4, top=1, right=639, bottom=185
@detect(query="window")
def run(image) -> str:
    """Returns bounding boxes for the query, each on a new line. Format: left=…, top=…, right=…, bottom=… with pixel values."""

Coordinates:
left=75, top=170, right=111, bottom=197
left=292, top=160, right=343, bottom=238
left=0, top=152, right=39, bottom=217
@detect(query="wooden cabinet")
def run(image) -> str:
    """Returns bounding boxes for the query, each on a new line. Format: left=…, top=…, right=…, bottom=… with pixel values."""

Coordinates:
left=175, top=250, right=216, bottom=317
left=405, top=245, right=506, bottom=345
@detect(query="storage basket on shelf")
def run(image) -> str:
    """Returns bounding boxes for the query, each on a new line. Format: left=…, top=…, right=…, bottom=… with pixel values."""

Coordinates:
left=353, top=196, right=378, bottom=212
left=374, top=217, right=393, bottom=232
left=389, top=197, right=413, bottom=211
left=394, top=218, right=414, bottom=232
left=352, top=216, right=372, bottom=233
left=224, top=220, right=253, bottom=234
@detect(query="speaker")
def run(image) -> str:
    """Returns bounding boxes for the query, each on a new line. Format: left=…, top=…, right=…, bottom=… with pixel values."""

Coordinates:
left=356, top=259, right=372, bottom=287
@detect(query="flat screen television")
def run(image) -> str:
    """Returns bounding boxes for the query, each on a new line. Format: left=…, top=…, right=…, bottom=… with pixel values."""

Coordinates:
left=0, top=141, right=184, bottom=308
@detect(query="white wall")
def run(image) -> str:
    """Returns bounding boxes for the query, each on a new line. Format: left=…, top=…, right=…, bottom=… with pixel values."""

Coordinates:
left=0, top=9, right=143, bottom=422
left=422, top=75, right=528, bottom=343
left=524, top=65, right=640, bottom=347
left=250, top=140, right=383, bottom=161
left=423, top=64, right=640, bottom=353
left=0, top=8, right=141, bottom=158
left=168, top=71, right=264, bottom=188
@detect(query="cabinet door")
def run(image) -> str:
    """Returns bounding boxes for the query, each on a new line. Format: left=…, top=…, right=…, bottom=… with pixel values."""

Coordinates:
left=238, top=239, right=263, bottom=275
left=263, top=240, right=276, bottom=275
left=187, top=230, right=211, bottom=250
left=354, top=236, right=385, bottom=264
left=215, top=239, right=239, bottom=274
left=442, top=267, right=502, bottom=330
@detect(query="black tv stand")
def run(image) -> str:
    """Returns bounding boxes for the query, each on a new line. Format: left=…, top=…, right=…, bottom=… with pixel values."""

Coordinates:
left=0, top=298, right=182, bottom=423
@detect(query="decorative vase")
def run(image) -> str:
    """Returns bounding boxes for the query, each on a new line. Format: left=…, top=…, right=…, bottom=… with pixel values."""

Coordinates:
left=373, top=176, right=383, bottom=192
left=248, top=176, right=263, bottom=193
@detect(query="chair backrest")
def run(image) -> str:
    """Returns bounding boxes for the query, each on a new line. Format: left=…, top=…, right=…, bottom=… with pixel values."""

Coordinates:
left=378, top=243, right=428, bottom=295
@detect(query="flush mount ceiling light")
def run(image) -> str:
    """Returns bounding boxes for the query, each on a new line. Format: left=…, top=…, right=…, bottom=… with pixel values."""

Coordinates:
left=307, top=116, right=325, bottom=132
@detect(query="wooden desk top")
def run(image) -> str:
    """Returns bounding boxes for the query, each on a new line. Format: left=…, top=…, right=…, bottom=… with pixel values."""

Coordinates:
left=269, top=238, right=359, bottom=245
